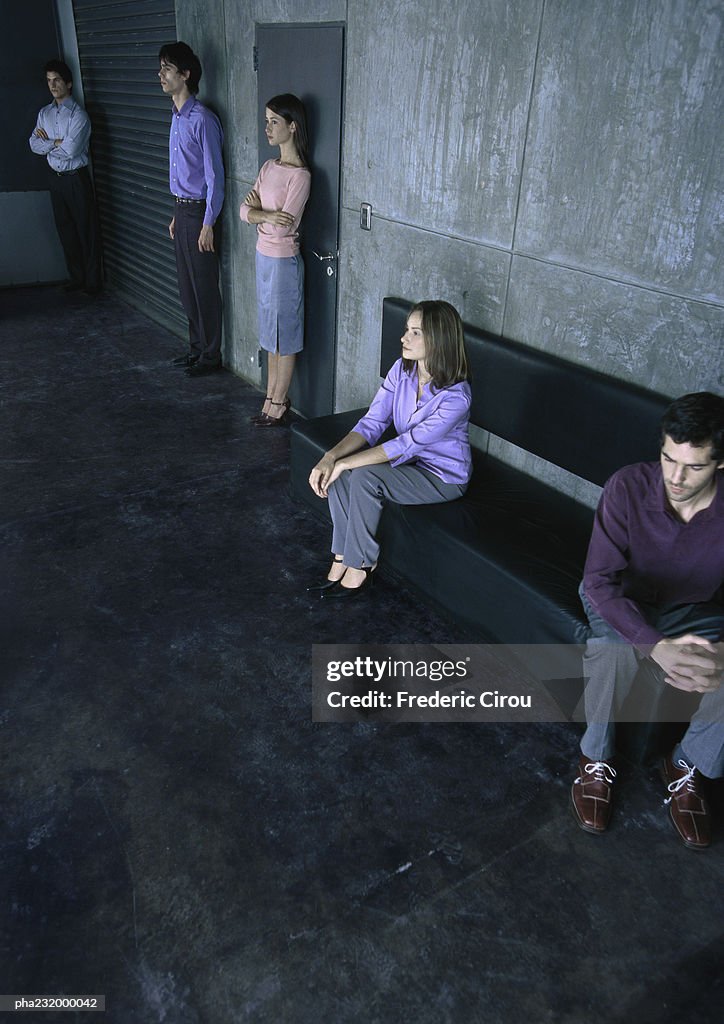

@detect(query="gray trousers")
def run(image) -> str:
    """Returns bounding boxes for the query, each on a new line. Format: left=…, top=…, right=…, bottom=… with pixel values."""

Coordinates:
left=580, top=587, right=724, bottom=777
left=327, top=463, right=466, bottom=570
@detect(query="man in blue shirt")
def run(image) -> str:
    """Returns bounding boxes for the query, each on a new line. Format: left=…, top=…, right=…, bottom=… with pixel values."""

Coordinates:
left=159, top=42, right=225, bottom=377
left=29, top=60, right=102, bottom=295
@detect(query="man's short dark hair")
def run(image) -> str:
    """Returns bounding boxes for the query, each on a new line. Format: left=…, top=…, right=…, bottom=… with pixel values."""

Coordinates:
left=661, top=391, right=724, bottom=462
left=158, top=42, right=202, bottom=94
left=45, top=59, right=73, bottom=86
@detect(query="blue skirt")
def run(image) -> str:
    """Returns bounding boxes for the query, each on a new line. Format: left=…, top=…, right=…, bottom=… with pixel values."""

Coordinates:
left=255, top=251, right=305, bottom=355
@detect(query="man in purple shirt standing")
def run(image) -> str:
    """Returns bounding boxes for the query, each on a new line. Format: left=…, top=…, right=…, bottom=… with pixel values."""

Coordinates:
left=571, top=392, right=724, bottom=849
left=158, top=42, right=224, bottom=376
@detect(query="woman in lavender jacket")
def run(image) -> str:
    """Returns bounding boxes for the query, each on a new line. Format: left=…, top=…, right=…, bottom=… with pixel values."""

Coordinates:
left=308, top=300, right=472, bottom=598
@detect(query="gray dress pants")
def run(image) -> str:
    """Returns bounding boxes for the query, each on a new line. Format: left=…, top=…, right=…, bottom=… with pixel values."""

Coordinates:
left=579, top=587, right=724, bottom=777
left=327, top=463, right=466, bottom=571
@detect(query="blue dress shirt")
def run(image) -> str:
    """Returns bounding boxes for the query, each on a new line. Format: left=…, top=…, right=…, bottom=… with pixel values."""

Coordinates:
left=169, top=96, right=225, bottom=227
left=29, top=97, right=90, bottom=172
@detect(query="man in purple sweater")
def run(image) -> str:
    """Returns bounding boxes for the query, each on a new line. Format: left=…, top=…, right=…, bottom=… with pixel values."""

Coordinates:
left=572, top=392, right=724, bottom=849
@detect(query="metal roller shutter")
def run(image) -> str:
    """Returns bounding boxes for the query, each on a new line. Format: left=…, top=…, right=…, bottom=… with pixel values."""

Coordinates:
left=72, top=0, right=185, bottom=334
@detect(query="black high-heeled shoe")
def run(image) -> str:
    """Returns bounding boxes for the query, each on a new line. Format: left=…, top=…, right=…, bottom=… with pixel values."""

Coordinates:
left=250, top=396, right=272, bottom=424
left=255, top=397, right=291, bottom=427
left=307, top=556, right=345, bottom=592
left=322, top=565, right=376, bottom=599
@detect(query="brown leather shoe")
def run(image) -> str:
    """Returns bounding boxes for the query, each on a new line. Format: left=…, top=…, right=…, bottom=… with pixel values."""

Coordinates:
left=660, top=754, right=711, bottom=850
left=571, top=756, right=616, bottom=834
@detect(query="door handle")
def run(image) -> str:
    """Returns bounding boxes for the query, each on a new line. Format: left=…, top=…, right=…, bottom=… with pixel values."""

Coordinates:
left=311, top=250, right=339, bottom=261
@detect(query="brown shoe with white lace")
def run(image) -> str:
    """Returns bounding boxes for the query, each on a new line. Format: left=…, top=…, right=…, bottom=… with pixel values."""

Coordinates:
left=660, top=753, right=711, bottom=850
left=571, top=756, right=616, bottom=834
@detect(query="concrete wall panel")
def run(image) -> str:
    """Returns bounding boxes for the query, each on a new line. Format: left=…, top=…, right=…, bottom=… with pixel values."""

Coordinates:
left=218, top=4, right=255, bottom=187
left=225, top=177, right=261, bottom=381
left=344, top=0, right=543, bottom=247
left=517, top=0, right=724, bottom=301
left=505, top=256, right=724, bottom=395
left=176, top=0, right=230, bottom=131
left=335, top=209, right=510, bottom=410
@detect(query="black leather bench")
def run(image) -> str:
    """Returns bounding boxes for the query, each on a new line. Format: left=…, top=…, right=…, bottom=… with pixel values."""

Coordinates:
left=290, top=298, right=690, bottom=760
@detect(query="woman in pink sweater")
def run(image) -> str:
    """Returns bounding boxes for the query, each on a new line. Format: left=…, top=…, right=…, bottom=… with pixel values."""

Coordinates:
left=240, top=94, right=311, bottom=426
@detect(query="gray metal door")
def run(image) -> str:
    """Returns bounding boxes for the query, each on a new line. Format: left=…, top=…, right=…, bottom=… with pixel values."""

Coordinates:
left=255, top=23, right=345, bottom=418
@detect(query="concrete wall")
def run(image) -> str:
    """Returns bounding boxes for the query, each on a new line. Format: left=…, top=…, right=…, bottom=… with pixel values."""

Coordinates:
left=175, top=0, right=724, bottom=500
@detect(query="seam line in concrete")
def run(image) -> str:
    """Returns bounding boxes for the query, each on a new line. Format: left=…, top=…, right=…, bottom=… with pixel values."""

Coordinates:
left=338, top=205, right=724, bottom=312
left=504, top=0, right=549, bottom=337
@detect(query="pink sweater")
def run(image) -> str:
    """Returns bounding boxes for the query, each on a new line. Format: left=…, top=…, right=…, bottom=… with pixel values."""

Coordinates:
left=239, top=159, right=311, bottom=257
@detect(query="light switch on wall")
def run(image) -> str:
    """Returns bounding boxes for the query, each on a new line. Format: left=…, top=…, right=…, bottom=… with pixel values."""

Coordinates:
left=360, top=203, right=372, bottom=230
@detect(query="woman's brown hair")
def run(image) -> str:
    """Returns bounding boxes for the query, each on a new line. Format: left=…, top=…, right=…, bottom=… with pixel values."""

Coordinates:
left=402, top=300, right=469, bottom=388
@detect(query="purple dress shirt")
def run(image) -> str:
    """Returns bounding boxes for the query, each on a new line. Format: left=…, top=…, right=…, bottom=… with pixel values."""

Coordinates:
left=352, top=359, right=472, bottom=485
left=582, top=461, right=724, bottom=647
left=169, top=97, right=224, bottom=226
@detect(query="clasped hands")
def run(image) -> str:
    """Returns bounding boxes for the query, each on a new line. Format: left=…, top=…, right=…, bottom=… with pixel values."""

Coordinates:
left=309, top=454, right=347, bottom=498
left=651, top=635, right=723, bottom=693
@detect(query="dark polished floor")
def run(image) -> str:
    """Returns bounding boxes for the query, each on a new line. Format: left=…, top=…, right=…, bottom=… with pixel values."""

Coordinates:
left=1, top=285, right=722, bottom=1024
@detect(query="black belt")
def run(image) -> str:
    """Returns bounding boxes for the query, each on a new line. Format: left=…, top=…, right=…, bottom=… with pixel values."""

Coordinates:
left=52, top=168, right=82, bottom=177
left=174, top=196, right=205, bottom=205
